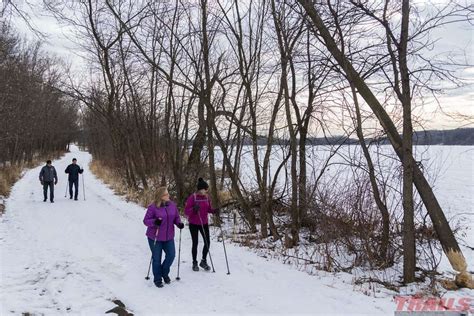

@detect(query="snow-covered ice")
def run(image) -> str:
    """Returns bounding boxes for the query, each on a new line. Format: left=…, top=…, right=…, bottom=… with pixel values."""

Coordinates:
left=0, top=145, right=472, bottom=315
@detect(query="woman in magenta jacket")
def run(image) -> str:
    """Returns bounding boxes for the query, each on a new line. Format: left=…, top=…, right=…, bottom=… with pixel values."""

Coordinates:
left=143, top=186, right=184, bottom=287
left=184, top=178, right=219, bottom=272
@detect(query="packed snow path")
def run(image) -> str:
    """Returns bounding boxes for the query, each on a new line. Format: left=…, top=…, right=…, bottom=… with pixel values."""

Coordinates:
left=0, top=146, right=394, bottom=315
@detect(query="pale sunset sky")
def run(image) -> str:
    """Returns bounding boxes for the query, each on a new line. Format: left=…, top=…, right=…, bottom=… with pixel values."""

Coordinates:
left=7, top=0, right=473, bottom=133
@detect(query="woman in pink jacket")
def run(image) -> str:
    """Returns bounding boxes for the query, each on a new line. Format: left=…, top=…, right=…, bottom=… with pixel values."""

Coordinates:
left=184, top=178, right=219, bottom=271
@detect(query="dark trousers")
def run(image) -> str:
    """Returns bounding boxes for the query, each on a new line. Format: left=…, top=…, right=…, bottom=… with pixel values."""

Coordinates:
left=189, top=223, right=210, bottom=263
left=69, top=179, right=79, bottom=199
left=43, top=181, right=54, bottom=202
left=147, top=238, right=175, bottom=284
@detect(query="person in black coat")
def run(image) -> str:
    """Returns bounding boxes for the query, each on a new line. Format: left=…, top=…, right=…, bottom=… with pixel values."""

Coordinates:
left=39, top=160, right=58, bottom=203
left=65, top=158, right=84, bottom=200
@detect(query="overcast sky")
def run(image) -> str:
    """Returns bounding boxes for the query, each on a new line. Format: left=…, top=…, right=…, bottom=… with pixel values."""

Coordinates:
left=9, top=0, right=473, bottom=132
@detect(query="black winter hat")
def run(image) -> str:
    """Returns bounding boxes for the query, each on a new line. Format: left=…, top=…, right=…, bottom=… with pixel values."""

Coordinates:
left=197, top=177, right=209, bottom=191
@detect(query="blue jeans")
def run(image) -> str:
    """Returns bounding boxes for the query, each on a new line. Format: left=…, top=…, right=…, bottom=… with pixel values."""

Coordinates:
left=69, top=179, right=79, bottom=199
left=43, top=181, right=54, bottom=201
left=147, top=238, right=175, bottom=284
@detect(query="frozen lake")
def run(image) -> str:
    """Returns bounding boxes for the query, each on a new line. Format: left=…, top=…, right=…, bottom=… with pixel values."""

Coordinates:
left=215, top=145, right=473, bottom=213
left=214, top=145, right=474, bottom=272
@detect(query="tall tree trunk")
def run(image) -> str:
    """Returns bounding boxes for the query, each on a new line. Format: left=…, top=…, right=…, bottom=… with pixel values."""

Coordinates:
left=201, top=0, right=220, bottom=225
left=187, top=98, right=206, bottom=177
left=271, top=0, right=299, bottom=246
left=400, top=0, right=415, bottom=283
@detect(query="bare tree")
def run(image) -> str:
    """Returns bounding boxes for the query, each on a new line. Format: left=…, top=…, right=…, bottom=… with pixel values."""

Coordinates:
left=0, top=25, right=77, bottom=169
left=296, top=0, right=470, bottom=275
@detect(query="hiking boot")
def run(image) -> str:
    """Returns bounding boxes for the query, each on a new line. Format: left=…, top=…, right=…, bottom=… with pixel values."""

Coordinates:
left=200, top=259, right=211, bottom=271
left=70, top=196, right=73, bottom=199
left=163, top=276, right=171, bottom=284
left=192, top=261, right=199, bottom=271
left=43, top=198, right=47, bottom=202
left=154, top=281, right=164, bottom=288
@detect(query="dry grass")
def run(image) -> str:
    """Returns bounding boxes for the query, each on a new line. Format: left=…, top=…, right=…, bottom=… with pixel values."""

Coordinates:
left=0, top=150, right=65, bottom=199
left=90, top=159, right=237, bottom=209
left=89, top=159, right=125, bottom=192
left=125, top=187, right=156, bottom=208
left=89, top=159, right=155, bottom=207
left=218, top=189, right=235, bottom=205
left=0, top=165, right=23, bottom=197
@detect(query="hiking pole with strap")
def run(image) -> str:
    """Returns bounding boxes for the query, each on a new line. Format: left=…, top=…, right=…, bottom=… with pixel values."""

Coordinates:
left=176, top=227, right=182, bottom=280
left=145, top=227, right=160, bottom=280
left=198, top=213, right=215, bottom=272
left=82, top=173, right=86, bottom=201
left=219, top=223, right=231, bottom=275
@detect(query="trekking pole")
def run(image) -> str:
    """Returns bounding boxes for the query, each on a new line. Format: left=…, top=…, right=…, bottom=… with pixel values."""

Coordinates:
left=82, top=173, right=86, bottom=201
left=145, top=227, right=160, bottom=280
left=198, top=214, right=215, bottom=272
left=176, top=228, right=182, bottom=281
left=64, top=181, right=68, bottom=198
left=220, top=224, right=231, bottom=275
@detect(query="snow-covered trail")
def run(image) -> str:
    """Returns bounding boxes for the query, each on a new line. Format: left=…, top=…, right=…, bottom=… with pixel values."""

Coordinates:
left=0, top=146, right=393, bottom=315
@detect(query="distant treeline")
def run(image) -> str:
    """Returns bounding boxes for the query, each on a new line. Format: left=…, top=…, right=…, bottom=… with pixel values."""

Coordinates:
left=241, top=128, right=474, bottom=146
left=376, top=128, right=474, bottom=146
left=409, top=128, right=474, bottom=145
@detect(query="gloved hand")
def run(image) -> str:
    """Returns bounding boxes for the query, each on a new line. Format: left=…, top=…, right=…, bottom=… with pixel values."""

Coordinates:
left=177, top=223, right=184, bottom=229
left=54, top=180, right=58, bottom=185
left=192, top=204, right=200, bottom=214
left=79, top=169, right=84, bottom=174
left=40, top=181, right=44, bottom=185
left=154, top=218, right=162, bottom=226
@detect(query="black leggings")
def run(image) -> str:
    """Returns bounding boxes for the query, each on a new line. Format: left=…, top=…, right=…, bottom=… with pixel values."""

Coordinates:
left=189, top=223, right=210, bottom=262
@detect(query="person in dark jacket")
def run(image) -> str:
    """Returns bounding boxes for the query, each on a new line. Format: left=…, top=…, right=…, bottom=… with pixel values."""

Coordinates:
left=143, top=186, right=184, bottom=288
left=65, top=158, right=84, bottom=200
left=39, top=160, right=58, bottom=203
left=184, top=178, right=219, bottom=271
